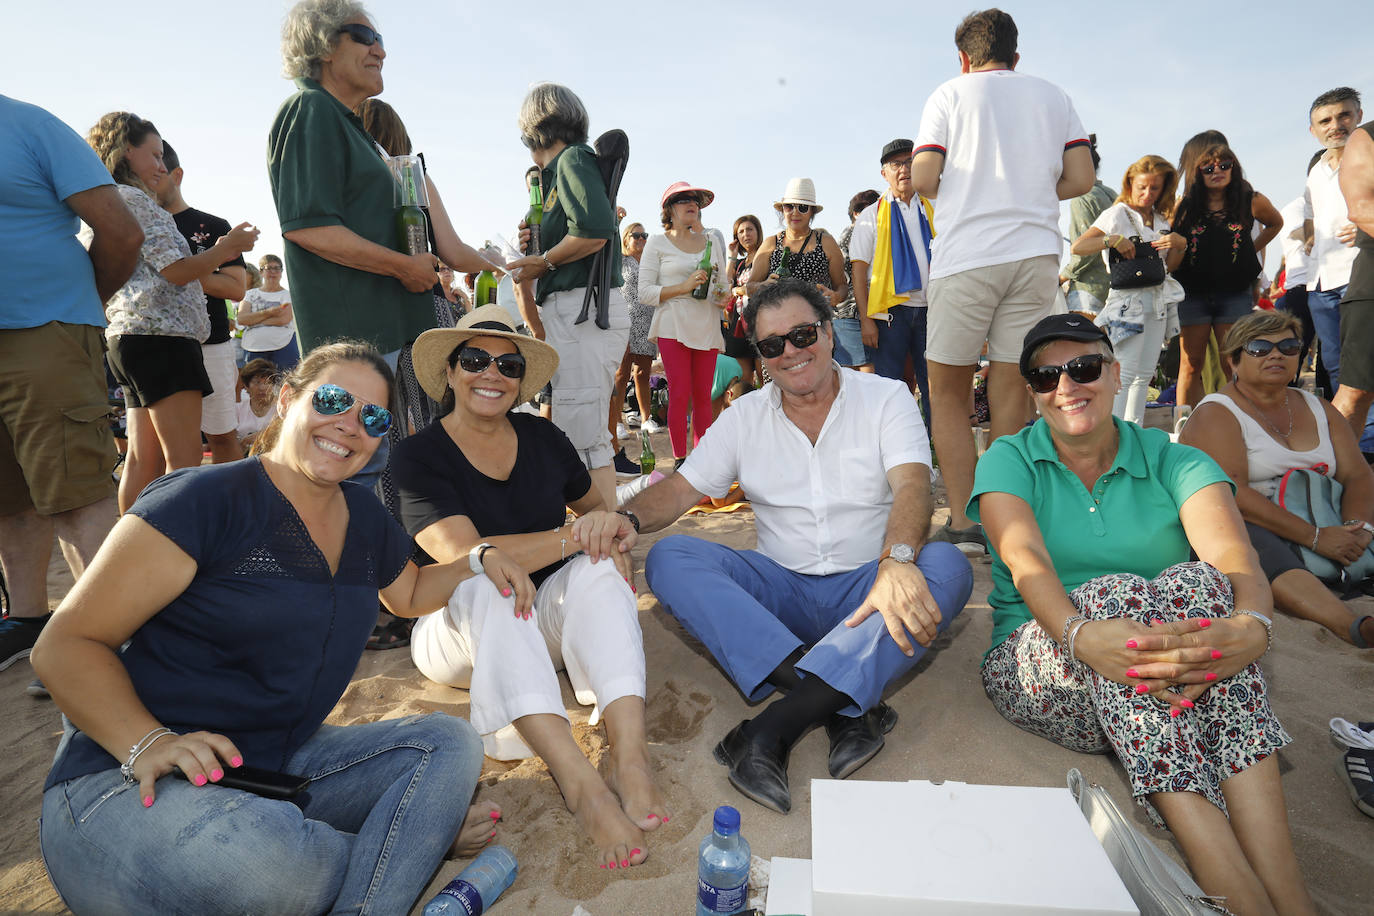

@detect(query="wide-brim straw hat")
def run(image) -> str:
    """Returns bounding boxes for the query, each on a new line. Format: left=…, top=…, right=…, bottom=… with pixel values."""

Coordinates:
left=660, top=180, right=715, bottom=209
left=773, top=177, right=823, bottom=214
left=412, top=304, right=559, bottom=405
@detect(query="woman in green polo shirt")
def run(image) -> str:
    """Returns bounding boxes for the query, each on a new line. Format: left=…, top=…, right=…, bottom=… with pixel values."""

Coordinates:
left=968, top=314, right=1314, bottom=915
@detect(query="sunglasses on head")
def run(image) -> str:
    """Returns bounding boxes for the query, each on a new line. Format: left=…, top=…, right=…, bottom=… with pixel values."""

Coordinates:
left=667, top=194, right=699, bottom=207
left=755, top=320, right=823, bottom=359
left=1241, top=337, right=1302, bottom=358
left=337, top=23, right=383, bottom=48
left=629, top=232, right=650, bottom=240
left=311, top=383, right=392, bottom=437
left=781, top=202, right=812, bottom=214
left=1024, top=354, right=1111, bottom=393
left=455, top=346, right=526, bottom=379
left=1200, top=161, right=1233, bottom=175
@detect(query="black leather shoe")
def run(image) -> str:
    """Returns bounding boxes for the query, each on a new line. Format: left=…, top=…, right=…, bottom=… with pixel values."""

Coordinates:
left=825, top=703, right=898, bottom=779
left=713, top=720, right=792, bottom=814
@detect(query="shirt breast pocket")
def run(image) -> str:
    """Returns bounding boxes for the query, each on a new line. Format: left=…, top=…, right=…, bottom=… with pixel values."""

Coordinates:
left=837, top=448, right=891, bottom=504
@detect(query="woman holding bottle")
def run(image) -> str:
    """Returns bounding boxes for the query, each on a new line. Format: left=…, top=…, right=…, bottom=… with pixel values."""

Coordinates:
left=637, top=182, right=729, bottom=467
left=745, top=178, right=847, bottom=311
left=725, top=215, right=764, bottom=388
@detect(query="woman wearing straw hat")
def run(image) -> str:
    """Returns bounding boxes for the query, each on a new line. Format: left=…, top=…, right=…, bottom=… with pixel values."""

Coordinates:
left=637, top=182, right=730, bottom=467
left=745, top=178, right=848, bottom=312
left=391, top=304, right=668, bottom=871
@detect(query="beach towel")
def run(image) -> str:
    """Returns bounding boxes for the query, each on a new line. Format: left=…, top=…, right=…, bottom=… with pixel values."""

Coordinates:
left=868, top=193, right=934, bottom=318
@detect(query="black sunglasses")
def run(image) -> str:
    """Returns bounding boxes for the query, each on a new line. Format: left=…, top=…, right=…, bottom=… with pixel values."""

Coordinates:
left=455, top=346, right=526, bottom=379
left=1200, top=161, right=1233, bottom=175
left=311, top=383, right=392, bottom=437
left=1241, top=337, right=1302, bottom=358
left=755, top=320, right=823, bottom=359
left=781, top=203, right=812, bottom=214
left=667, top=194, right=699, bottom=207
left=337, top=23, right=383, bottom=48
left=629, top=232, right=650, bottom=240
left=1024, top=354, right=1111, bottom=393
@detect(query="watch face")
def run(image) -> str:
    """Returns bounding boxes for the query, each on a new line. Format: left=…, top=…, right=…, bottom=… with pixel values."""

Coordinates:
left=891, top=543, right=916, bottom=563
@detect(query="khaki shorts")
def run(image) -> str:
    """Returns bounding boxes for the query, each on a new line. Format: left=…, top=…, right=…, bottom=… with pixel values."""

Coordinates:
left=0, top=322, right=116, bottom=516
left=539, top=286, right=630, bottom=469
left=926, top=255, right=1060, bottom=365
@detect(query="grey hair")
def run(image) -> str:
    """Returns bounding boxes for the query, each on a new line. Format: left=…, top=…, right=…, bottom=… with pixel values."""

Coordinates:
left=517, top=83, right=590, bottom=151
left=281, top=0, right=369, bottom=80
left=1027, top=337, right=1113, bottom=370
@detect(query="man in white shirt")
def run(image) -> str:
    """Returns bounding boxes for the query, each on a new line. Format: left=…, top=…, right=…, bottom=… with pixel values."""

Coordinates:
left=850, top=138, right=934, bottom=424
left=574, top=279, right=974, bottom=814
left=1303, top=87, right=1363, bottom=391
left=911, top=8, right=1095, bottom=552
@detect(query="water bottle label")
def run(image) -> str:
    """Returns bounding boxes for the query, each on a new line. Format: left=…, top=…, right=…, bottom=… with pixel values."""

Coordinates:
left=433, top=879, right=483, bottom=915
left=697, top=877, right=746, bottom=912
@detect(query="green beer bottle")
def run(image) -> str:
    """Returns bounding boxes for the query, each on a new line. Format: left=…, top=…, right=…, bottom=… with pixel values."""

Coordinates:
left=396, top=169, right=428, bottom=256
left=475, top=270, right=498, bottom=306
left=691, top=239, right=713, bottom=300
left=776, top=245, right=793, bottom=279
left=639, top=428, right=656, bottom=475
left=526, top=174, right=544, bottom=257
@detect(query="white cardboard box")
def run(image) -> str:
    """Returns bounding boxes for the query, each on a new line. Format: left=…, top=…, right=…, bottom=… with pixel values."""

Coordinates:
left=809, top=779, right=1138, bottom=915
left=764, top=857, right=814, bottom=915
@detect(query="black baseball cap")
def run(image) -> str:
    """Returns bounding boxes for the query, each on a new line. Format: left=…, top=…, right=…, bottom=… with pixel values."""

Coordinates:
left=880, top=138, right=914, bottom=164
left=1018, top=313, right=1113, bottom=378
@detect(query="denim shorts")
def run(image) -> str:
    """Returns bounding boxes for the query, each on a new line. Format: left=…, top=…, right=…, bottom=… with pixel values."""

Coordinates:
left=831, top=317, right=865, bottom=367
left=1177, top=289, right=1254, bottom=327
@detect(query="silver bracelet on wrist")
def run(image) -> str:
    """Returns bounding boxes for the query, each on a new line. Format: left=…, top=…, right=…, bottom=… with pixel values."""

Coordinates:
left=1231, top=608, right=1273, bottom=657
left=1060, top=613, right=1086, bottom=651
left=1311, top=526, right=1321, bottom=552
left=121, top=727, right=175, bottom=783
left=1066, top=618, right=1090, bottom=662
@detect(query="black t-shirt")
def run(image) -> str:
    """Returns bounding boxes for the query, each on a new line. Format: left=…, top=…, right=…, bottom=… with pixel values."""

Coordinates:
left=391, top=413, right=592, bottom=584
left=171, top=206, right=246, bottom=344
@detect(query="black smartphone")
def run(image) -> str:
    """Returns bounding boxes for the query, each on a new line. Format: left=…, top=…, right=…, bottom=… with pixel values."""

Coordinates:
left=174, top=764, right=311, bottom=800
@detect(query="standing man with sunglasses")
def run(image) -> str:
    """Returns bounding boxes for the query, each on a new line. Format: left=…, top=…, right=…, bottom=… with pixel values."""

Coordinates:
left=575, top=279, right=973, bottom=814
left=911, top=9, right=1094, bottom=552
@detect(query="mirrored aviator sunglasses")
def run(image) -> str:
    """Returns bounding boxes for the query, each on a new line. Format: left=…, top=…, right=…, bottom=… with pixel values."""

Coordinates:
left=457, top=346, right=526, bottom=379
left=311, top=383, right=392, bottom=437
left=1241, top=337, right=1302, bottom=358
left=1025, top=354, right=1109, bottom=393
left=754, top=320, right=821, bottom=359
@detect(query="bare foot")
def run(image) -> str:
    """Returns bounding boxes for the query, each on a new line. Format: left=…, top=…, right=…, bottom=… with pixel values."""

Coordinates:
left=605, top=746, right=670, bottom=831
left=446, top=799, right=502, bottom=859
left=568, top=780, right=647, bottom=869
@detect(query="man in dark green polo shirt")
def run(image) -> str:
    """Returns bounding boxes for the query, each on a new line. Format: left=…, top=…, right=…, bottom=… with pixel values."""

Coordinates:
left=507, top=83, right=631, bottom=508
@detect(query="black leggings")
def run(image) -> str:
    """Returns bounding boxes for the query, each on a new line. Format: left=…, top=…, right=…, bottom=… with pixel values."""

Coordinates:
left=1245, top=521, right=1306, bottom=581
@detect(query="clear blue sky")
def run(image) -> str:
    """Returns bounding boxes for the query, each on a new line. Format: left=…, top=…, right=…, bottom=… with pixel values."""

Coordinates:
left=12, top=0, right=1374, bottom=269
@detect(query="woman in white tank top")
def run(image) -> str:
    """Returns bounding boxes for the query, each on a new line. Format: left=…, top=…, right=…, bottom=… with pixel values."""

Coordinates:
left=1182, top=312, right=1374, bottom=647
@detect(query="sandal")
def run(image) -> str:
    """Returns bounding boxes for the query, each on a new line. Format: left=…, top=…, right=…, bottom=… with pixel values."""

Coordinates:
left=1350, top=615, right=1374, bottom=649
left=366, top=614, right=415, bottom=651
left=1338, top=748, right=1374, bottom=818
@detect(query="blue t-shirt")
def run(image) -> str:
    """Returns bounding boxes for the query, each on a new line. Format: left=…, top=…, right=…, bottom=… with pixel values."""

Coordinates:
left=46, top=459, right=413, bottom=789
left=0, top=96, right=115, bottom=329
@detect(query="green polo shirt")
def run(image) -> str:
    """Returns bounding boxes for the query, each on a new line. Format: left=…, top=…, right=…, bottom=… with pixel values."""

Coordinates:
left=267, top=78, right=432, bottom=354
left=535, top=143, right=621, bottom=304
left=968, top=417, right=1232, bottom=654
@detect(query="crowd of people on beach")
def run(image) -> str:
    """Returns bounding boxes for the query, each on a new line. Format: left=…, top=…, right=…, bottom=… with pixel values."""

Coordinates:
left=4, top=1, right=1374, bottom=913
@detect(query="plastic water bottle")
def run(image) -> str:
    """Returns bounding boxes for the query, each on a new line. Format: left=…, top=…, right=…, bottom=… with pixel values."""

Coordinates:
left=422, top=845, right=517, bottom=915
left=697, top=805, right=750, bottom=915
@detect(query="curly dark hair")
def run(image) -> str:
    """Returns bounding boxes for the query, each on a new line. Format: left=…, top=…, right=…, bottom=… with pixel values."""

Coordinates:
left=741, top=277, right=832, bottom=345
left=1174, top=143, right=1252, bottom=231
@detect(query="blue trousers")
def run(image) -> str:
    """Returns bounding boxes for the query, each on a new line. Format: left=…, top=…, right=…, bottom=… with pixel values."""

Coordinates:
left=41, top=714, right=482, bottom=916
left=1309, top=285, right=1345, bottom=387
left=644, top=536, right=973, bottom=715
left=864, top=305, right=931, bottom=428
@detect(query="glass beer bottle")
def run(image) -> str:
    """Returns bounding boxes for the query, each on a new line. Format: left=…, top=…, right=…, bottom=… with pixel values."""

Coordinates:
left=396, top=169, right=428, bottom=256
left=692, top=239, right=713, bottom=300
left=525, top=174, right=544, bottom=257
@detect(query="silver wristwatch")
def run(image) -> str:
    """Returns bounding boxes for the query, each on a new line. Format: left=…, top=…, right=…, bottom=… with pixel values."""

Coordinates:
left=881, top=543, right=916, bottom=564
left=468, top=542, right=495, bottom=574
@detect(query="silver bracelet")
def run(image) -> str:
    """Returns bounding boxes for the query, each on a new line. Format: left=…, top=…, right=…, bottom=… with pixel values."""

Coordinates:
left=1060, top=613, right=1086, bottom=650
left=1231, top=608, right=1273, bottom=657
left=1066, top=618, right=1090, bottom=662
left=1311, top=526, right=1321, bottom=552
left=121, top=727, right=175, bottom=783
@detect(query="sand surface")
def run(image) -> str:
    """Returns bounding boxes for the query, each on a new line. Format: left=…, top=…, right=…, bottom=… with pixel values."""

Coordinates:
left=2, top=460, right=1372, bottom=915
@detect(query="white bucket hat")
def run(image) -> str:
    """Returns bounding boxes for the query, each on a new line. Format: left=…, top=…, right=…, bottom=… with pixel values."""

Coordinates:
left=773, top=177, right=823, bottom=214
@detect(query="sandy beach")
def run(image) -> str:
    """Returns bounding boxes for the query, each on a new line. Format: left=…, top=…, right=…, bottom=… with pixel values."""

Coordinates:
left=2, top=460, right=1372, bottom=915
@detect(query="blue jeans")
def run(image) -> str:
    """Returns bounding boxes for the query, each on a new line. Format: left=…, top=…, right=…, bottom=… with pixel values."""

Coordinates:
left=644, top=536, right=973, bottom=714
left=245, top=338, right=301, bottom=375
left=41, top=714, right=483, bottom=916
left=864, top=305, right=930, bottom=427
left=830, top=317, right=864, bottom=368
left=1308, top=285, right=1345, bottom=388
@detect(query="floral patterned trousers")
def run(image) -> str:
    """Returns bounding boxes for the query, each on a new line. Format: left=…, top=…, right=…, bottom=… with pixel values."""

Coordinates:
left=981, top=562, right=1290, bottom=825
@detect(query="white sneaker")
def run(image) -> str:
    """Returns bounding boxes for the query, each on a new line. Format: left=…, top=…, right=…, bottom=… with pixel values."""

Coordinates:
left=623, top=411, right=641, bottom=427
left=642, top=418, right=664, bottom=433
left=616, top=423, right=631, bottom=440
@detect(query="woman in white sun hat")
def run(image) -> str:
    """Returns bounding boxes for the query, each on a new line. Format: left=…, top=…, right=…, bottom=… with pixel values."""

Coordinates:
left=745, top=177, right=848, bottom=313
left=390, top=303, right=669, bottom=871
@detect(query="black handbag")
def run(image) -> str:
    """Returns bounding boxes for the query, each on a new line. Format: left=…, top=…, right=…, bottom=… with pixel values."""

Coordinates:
left=1109, top=236, right=1165, bottom=289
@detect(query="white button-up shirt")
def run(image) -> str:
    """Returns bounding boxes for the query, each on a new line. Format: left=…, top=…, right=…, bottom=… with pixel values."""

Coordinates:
left=678, top=366, right=930, bottom=574
left=1303, top=156, right=1359, bottom=291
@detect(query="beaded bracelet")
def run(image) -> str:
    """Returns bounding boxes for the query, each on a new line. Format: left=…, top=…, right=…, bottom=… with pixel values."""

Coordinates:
left=1060, top=613, right=1086, bottom=650
left=121, top=726, right=175, bottom=783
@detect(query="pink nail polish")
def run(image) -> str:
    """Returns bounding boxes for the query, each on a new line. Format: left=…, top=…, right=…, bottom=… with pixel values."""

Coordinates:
left=230, top=756, right=243, bottom=768
left=609, top=862, right=617, bottom=870
left=1181, top=699, right=1195, bottom=708
left=1197, top=619, right=1211, bottom=628
left=501, top=588, right=511, bottom=597
left=660, top=815, right=669, bottom=823
left=490, top=811, right=500, bottom=820
left=599, top=863, right=607, bottom=869
left=210, top=769, right=223, bottom=782
left=620, top=859, right=629, bottom=868
left=193, top=774, right=207, bottom=786
left=1126, top=668, right=1139, bottom=678
left=1125, top=639, right=1138, bottom=649
left=1211, top=650, right=1222, bottom=660
left=1205, top=672, right=1217, bottom=681
left=1134, top=683, right=1149, bottom=695
left=631, top=848, right=642, bottom=857
left=143, top=796, right=154, bottom=808
left=1170, top=708, right=1182, bottom=718
left=489, top=830, right=496, bottom=838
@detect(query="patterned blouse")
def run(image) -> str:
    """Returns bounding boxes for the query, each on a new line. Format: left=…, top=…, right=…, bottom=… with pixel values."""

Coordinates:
left=101, top=184, right=209, bottom=341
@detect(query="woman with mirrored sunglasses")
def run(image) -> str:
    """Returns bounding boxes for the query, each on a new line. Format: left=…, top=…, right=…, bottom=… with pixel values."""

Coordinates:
left=1182, top=311, right=1374, bottom=648
left=1171, top=141, right=1283, bottom=408
left=33, top=341, right=508, bottom=915
left=745, top=177, right=847, bottom=312
left=392, top=305, right=667, bottom=870
left=969, top=314, right=1314, bottom=914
